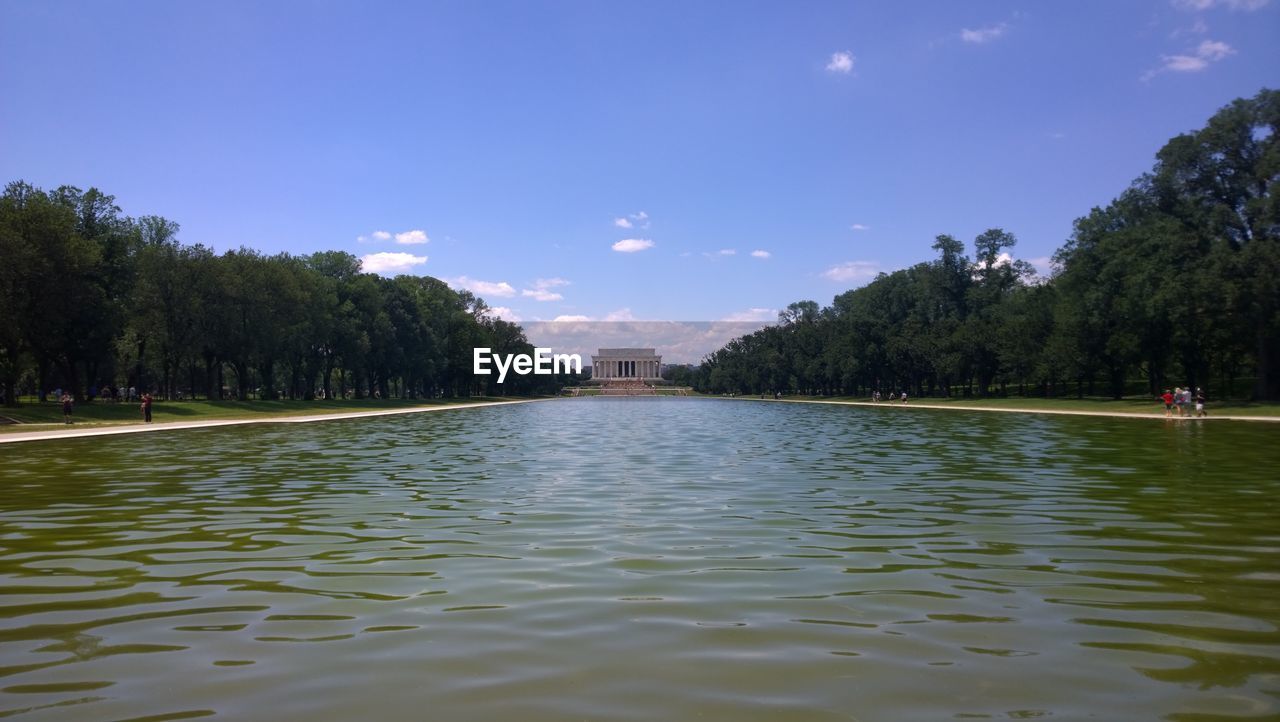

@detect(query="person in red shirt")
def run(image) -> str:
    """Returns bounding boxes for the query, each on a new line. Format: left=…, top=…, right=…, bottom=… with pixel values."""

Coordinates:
left=141, top=392, right=153, bottom=423
left=1160, top=389, right=1174, bottom=417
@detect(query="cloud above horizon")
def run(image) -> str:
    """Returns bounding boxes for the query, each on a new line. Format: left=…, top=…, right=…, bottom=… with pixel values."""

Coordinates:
left=1144, top=39, right=1235, bottom=79
left=614, top=211, right=649, bottom=229
left=1172, top=0, right=1269, bottom=10
left=395, top=229, right=428, bottom=245
left=613, top=238, right=654, bottom=253
left=488, top=306, right=521, bottom=322
left=357, top=230, right=392, bottom=243
left=360, top=252, right=428, bottom=275
left=448, top=275, right=516, bottom=298
left=821, top=260, right=881, bottom=284
left=751, top=250, right=771, bottom=259
left=358, top=228, right=429, bottom=245
left=721, top=307, right=777, bottom=322
left=960, top=23, right=1008, bottom=44
left=522, top=277, right=569, bottom=302
left=826, top=51, right=855, bottom=74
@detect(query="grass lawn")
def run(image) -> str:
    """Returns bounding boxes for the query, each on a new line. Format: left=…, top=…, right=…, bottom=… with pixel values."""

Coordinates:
left=0, top=396, right=524, bottom=432
left=804, top=395, right=1280, bottom=417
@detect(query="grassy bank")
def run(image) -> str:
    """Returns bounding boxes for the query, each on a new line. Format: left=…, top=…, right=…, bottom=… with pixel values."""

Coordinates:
left=0, top=396, right=523, bottom=432
left=790, top=395, right=1280, bottom=418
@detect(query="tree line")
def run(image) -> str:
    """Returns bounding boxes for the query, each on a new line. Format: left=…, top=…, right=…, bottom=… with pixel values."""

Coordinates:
left=696, top=89, right=1279, bottom=401
left=0, top=186, right=568, bottom=405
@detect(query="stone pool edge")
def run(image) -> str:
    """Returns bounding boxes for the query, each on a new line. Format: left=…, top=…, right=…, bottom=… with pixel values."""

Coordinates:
left=0, top=398, right=555, bottom=445
left=726, top=397, right=1280, bottom=423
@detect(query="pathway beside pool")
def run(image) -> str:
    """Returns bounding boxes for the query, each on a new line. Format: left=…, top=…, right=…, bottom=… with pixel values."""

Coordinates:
left=0, top=398, right=549, bottom=445
left=763, top=397, right=1280, bottom=422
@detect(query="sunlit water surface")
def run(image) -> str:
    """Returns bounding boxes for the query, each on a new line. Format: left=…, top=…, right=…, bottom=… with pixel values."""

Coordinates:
left=1, top=398, right=1278, bottom=721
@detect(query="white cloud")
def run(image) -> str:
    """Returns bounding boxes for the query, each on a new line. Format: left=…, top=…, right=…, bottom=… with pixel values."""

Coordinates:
left=488, top=307, right=521, bottom=322
left=395, top=229, right=429, bottom=245
left=826, top=51, right=855, bottom=74
left=721, top=307, right=777, bottom=322
left=448, top=276, right=517, bottom=298
left=751, top=250, right=771, bottom=259
left=613, top=238, right=654, bottom=253
left=1145, top=39, right=1235, bottom=79
left=603, top=308, right=636, bottom=322
left=850, top=223, right=871, bottom=231
left=356, top=230, right=393, bottom=243
left=960, top=23, right=1008, bottom=44
left=522, top=289, right=564, bottom=302
left=1027, top=256, right=1054, bottom=277
left=822, top=261, right=881, bottom=283
left=360, top=252, right=428, bottom=275
left=552, top=315, right=592, bottom=323
left=520, top=278, right=570, bottom=302
left=1194, top=39, right=1234, bottom=60
left=614, top=211, right=649, bottom=229
left=1173, top=0, right=1268, bottom=10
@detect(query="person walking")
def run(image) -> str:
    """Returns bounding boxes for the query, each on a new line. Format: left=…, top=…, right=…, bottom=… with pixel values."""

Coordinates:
left=141, top=392, right=153, bottom=423
left=1195, top=388, right=1207, bottom=417
left=61, top=393, right=73, bottom=424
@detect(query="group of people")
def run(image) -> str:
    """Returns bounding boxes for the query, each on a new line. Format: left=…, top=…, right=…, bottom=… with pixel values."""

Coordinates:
left=59, top=385, right=141, bottom=403
left=871, top=390, right=908, bottom=403
left=1160, top=387, right=1206, bottom=418
left=60, top=392, right=153, bottom=425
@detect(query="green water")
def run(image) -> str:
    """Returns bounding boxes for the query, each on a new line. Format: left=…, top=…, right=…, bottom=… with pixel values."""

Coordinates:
left=1, top=398, right=1278, bottom=721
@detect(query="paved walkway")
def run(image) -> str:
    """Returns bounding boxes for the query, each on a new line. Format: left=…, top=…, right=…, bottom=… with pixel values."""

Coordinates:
left=744, top=397, right=1280, bottom=422
left=0, top=399, right=547, bottom=445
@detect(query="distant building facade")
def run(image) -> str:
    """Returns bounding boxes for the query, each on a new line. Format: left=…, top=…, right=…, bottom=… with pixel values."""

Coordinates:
left=592, top=348, right=661, bottom=380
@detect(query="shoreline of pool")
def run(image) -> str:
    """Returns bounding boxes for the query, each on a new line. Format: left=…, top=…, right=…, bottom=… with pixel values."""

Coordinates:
left=729, top=396, right=1280, bottom=422
left=0, top=398, right=551, bottom=445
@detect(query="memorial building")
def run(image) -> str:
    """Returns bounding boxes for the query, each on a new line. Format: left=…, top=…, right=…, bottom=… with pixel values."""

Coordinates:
left=591, top=348, right=662, bottom=381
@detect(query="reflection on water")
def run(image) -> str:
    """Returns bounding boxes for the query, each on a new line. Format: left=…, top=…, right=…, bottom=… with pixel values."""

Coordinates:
left=1, top=398, right=1278, bottom=721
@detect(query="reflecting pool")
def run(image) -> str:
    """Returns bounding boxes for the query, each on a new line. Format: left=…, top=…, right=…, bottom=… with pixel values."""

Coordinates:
left=1, top=398, right=1278, bottom=720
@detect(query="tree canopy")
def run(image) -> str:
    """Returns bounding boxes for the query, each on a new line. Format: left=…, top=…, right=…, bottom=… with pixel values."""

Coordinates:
left=0, top=185, right=566, bottom=404
left=697, top=89, right=1279, bottom=401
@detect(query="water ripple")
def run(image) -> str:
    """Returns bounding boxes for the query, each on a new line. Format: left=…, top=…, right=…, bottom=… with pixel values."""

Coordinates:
left=1, top=398, right=1278, bottom=720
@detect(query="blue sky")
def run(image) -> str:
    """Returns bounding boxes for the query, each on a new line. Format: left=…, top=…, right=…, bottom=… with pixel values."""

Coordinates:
left=3, top=0, right=1278, bottom=325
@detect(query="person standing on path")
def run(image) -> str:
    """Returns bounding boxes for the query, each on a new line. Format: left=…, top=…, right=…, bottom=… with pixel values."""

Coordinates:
left=141, top=392, right=153, bottom=423
left=1196, top=388, right=1207, bottom=417
left=1161, top=389, right=1174, bottom=417
left=61, top=393, right=73, bottom=424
